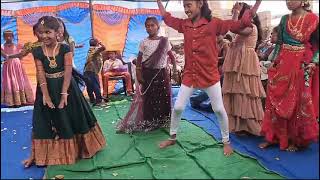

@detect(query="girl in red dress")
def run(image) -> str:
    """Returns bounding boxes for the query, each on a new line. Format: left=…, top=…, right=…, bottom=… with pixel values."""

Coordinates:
left=156, top=0, right=261, bottom=156
left=259, top=0, right=319, bottom=151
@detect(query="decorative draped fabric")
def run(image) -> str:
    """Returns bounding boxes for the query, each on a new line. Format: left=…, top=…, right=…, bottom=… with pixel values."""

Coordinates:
left=1, top=1, right=162, bottom=90
left=1, top=16, right=16, bottom=29
left=95, top=10, right=128, bottom=25
left=19, top=12, right=56, bottom=26
left=57, top=7, right=89, bottom=24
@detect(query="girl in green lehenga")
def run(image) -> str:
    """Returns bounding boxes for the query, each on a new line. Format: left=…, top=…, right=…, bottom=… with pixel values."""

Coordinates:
left=23, top=16, right=106, bottom=167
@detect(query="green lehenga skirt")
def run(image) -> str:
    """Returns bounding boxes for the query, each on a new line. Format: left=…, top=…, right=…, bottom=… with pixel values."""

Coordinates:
left=31, top=77, right=106, bottom=166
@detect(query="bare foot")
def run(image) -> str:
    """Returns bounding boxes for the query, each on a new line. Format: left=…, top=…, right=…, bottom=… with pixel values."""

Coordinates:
left=22, top=158, right=34, bottom=168
left=159, top=139, right=176, bottom=149
left=259, top=142, right=274, bottom=149
left=286, top=144, right=298, bottom=152
left=223, top=144, right=233, bottom=156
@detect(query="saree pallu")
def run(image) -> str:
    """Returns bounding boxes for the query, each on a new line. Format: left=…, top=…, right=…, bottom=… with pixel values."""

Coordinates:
left=261, top=13, right=319, bottom=150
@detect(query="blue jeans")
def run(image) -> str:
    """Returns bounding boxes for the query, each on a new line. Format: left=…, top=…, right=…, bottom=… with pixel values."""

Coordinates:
left=83, top=71, right=102, bottom=103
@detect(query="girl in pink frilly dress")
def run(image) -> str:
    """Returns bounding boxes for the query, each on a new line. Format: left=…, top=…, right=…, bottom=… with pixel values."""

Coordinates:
left=1, top=30, right=34, bottom=107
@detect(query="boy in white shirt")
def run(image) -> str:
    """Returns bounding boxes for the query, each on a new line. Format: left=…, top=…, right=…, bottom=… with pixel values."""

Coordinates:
left=102, top=51, right=133, bottom=96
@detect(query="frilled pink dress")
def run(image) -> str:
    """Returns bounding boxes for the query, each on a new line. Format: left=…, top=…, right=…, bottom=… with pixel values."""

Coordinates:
left=222, top=25, right=266, bottom=136
left=1, top=43, right=34, bottom=106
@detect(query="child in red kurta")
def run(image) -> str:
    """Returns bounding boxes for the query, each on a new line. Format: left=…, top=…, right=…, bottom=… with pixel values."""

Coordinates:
left=157, top=0, right=261, bottom=156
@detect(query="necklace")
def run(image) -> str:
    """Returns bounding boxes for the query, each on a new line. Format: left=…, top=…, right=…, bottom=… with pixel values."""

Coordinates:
left=288, top=13, right=306, bottom=40
left=44, top=43, right=59, bottom=68
left=288, top=14, right=302, bottom=30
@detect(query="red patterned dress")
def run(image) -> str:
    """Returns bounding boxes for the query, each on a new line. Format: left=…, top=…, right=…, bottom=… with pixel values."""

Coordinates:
left=261, top=12, right=319, bottom=150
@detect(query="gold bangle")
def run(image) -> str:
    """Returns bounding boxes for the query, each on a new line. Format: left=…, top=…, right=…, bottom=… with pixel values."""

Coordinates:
left=60, top=92, right=69, bottom=95
left=40, top=83, right=47, bottom=86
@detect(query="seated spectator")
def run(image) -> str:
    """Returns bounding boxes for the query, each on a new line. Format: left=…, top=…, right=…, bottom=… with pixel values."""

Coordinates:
left=102, top=51, right=133, bottom=96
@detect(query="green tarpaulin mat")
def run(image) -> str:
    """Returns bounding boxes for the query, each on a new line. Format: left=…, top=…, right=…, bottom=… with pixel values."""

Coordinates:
left=45, top=97, right=282, bottom=179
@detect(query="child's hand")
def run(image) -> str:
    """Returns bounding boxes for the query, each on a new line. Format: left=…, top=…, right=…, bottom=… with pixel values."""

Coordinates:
left=76, top=43, right=84, bottom=48
left=58, top=94, right=68, bottom=109
left=232, top=2, right=243, bottom=14
left=251, top=0, right=262, bottom=17
left=43, top=95, right=55, bottom=109
left=136, top=71, right=144, bottom=84
left=172, top=71, right=179, bottom=83
left=305, top=63, right=316, bottom=75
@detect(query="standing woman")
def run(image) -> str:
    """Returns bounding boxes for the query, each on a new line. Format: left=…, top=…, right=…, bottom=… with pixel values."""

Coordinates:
left=222, top=2, right=266, bottom=136
left=259, top=0, right=319, bottom=151
left=116, top=17, right=177, bottom=133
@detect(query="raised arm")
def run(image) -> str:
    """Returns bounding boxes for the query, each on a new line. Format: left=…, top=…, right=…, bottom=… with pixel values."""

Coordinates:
left=75, top=43, right=84, bottom=48
left=7, top=49, right=30, bottom=59
left=8, top=42, right=35, bottom=59
left=157, top=0, right=167, bottom=16
left=157, top=0, right=184, bottom=33
left=231, top=2, right=253, bottom=36
left=215, top=0, right=261, bottom=35
left=96, top=41, right=106, bottom=53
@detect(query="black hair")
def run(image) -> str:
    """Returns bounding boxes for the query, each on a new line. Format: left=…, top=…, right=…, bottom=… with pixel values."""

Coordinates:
left=224, top=34, right=233, bottom=42
left=56, top=18, right=70, bottom=43
left=37, top=16, right=60, bottom=32
left=302, top=1, right=312, bottom=12
left=3, top=30, right=13, bottom=38
left=89, top=38, right=98, bottom=46
left=272, top=26, right=279, bottom=34
left=200, top=0, right=212, bottom=22
left=310, top=24, right=319, bottom=47
left=32, top=21, right=40, bottom=36
left=238, top=2, right=262, bottom=49
left=145, top=16, right=159, bottom=27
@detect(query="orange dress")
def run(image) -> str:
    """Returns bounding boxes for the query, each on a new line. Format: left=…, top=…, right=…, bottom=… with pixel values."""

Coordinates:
left=222, top=25, right=266, bottom=136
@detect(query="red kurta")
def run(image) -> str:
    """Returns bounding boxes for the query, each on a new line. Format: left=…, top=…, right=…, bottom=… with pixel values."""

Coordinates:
left=163, top=12, right=252, bottom=88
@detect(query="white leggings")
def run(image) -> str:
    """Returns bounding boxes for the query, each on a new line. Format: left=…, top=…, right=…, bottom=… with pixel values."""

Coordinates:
left=170, top=82, right=229, bottom=143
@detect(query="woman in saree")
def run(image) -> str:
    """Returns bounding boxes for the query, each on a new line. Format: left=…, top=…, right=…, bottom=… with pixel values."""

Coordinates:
left=116, top=17, right=177, bottom=133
